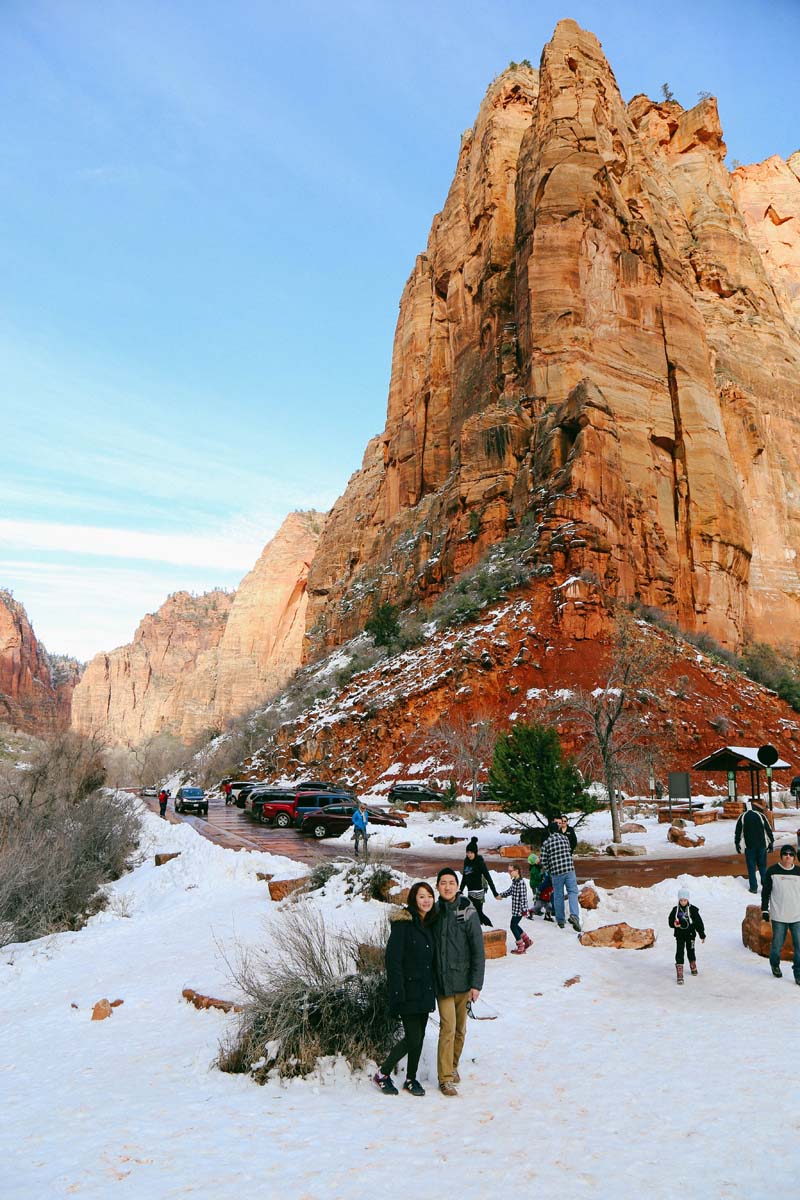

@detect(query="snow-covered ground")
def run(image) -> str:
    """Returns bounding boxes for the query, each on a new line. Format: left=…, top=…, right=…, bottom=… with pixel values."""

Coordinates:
left=332, top=799, right=800, bottom=860
left=1, top=803, right=798, bottom=1199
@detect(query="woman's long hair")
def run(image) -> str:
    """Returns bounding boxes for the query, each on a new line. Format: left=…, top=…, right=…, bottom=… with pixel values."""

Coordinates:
left=407, top=881, right=436, bottom=924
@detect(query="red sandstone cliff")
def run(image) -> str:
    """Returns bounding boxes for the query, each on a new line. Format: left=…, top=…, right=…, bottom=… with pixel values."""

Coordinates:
left=305, top=21, right=800, bottom=658
left=70, top=511, right=323, bottom=746
left=0, top=592, right=79, bottom=735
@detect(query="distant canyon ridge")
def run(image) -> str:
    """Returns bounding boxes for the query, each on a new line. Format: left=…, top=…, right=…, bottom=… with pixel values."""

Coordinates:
left=4, top=19, right=800, bottom=746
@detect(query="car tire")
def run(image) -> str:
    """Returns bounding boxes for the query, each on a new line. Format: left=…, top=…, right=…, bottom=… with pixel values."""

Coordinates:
left=275, top=812, right=291, bottom=828
left=201, top=806, right=208, bottom=816
left=312, top=824, right=328, bottom=839
left=176, top=802, right=183, bottom=814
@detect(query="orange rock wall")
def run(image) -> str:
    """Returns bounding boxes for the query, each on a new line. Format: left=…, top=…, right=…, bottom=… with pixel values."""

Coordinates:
left=305, top=21, right=800, bottom=657
left=70, top=511, right=322, bottom=746
left=0, top=592, right=78, bottom=735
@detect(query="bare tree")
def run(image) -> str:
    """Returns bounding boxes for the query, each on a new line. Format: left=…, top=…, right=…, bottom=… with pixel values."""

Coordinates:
left=425, top=711, right=498, bottom=802
left=549, top=612, right=674, bottom=842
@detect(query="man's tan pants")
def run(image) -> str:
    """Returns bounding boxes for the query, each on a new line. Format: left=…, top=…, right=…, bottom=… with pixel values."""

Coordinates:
left=437, top=991, right=469, bottom=1083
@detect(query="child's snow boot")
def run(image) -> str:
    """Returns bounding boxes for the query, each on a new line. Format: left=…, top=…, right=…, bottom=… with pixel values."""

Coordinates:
left=520, top=932, right=533, bottom=950
left=689, top=960, right=698, bottom=976
left=676, top=964, right=684, bottom=985
left=510, top=938, right=527, bottom=954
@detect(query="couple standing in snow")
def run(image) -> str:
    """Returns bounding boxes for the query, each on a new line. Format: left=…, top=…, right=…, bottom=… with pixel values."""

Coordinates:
left=374, top=865, right=485, bottom=1099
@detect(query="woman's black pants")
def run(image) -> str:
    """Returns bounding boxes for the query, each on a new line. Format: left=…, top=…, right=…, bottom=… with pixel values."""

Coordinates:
left=381, top=1012, right=429, bottom=1080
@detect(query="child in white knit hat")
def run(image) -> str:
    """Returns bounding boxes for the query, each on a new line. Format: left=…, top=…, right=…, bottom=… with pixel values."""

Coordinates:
left=671, top=888, right=705, bottom=979
left=668, top=887, right=706, bottom=985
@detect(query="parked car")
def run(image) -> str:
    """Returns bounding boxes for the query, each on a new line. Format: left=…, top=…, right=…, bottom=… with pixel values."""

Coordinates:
left=294, top=780, right=345, bottom=793
left=300, top=803, right=406, bottom=840
left=140, top=786, right=158, bottom=797
left=175, top=786, right=208, bottom=816
left=245, top=787, right=297, bottom=820
left=229, top=781, right=261, bottom=809
left=387, top=783, right=442, bottom=806
left=260, top=789, right=355, bottom=828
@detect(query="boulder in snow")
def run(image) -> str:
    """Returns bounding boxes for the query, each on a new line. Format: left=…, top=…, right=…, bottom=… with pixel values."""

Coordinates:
left=482, top=928, right=507, bottom=959
left=579, top=923, right=655, bottom=950
left=154, top=852, right=181, bottom=867
left=499, top=844, right=530, bottom=859
left=741, top=904, right=796, bottom=961
left=579, top=885, right=600, bottom=909
left=619, top=822, right=646, bottom=834
left=91, top=999, right=113, bottom=1021
left=605, top=843, right=647, bottom=856
left=268, top=876, right=309, bottom=902
left=667, top=826, right=705, bottom=848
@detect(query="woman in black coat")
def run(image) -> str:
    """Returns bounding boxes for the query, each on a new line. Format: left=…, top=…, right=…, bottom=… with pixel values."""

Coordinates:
left=459, top=837, right=498, bottom=926
left=373, top=881, right=437, bottom=1097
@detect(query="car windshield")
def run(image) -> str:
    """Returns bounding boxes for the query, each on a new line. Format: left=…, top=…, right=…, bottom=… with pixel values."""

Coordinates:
left=182, top=789, right=203, bottom=798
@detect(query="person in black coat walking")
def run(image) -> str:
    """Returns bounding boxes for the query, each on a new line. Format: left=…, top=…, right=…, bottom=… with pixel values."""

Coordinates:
left=373, top=882, right=437, bottom=1097
left=668, top=886, right=706, bottom=984
left=459, top=837, right=498, bottom=926
left=734, top=800, right=774, bottom=892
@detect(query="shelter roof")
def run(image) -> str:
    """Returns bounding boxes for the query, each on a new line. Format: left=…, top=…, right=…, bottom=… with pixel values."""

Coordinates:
left=692, top=745, right=792, bottom=772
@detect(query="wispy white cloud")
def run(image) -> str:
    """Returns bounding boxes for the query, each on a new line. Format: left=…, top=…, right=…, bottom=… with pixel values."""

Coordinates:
left=0, top=518, right=267, bottom=571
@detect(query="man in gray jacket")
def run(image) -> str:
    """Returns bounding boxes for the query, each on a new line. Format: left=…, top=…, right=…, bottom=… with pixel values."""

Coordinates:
left=432, top=867, right=485, bottom=1097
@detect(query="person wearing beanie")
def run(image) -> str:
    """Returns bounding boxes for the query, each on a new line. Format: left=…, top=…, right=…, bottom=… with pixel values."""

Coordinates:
left=459, top=838, right=498, bottom=927
left=761, top=844, right=800, bottom=983
left=430, top=865, right=485, bottom=1096
left=668, top=887, right=706, bottom=984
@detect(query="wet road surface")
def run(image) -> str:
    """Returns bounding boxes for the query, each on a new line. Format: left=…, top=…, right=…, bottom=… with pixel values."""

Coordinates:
left=146, top=796, right=754, bottom=889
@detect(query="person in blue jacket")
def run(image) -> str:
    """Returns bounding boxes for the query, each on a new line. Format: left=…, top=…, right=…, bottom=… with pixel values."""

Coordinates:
left=351, top=800, right=370, bottom=856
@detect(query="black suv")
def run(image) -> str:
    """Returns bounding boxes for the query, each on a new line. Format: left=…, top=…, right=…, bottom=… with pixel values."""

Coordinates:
left=790, top=776, right=800, bottom=799
left=387, top=783, right=442, bottom=806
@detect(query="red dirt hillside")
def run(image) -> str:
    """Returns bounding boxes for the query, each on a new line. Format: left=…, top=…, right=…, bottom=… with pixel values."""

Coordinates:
left=252, top=581, right=800, bottom=792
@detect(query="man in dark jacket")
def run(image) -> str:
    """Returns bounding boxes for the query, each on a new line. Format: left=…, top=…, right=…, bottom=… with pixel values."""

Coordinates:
left=431, top=867, right=485, bottom=1097
left=735, top=800, right=774, bottom=892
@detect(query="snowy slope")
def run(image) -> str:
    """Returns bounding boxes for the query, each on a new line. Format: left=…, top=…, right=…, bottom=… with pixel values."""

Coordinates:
left=1, top=806, right=797, bottom=1199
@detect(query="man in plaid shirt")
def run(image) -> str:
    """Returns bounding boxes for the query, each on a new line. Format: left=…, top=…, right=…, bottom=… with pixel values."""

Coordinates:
left=540, top=819, right=581, bottom=931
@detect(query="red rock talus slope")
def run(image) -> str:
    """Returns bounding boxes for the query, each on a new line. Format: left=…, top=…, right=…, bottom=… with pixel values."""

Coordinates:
left=305, top=20, right=800, bottom=658
left=70, top=511, right=322, bottom=746
left=264, top=582, right=800, bottom=793
left=0, top=592, right=79, bottom=734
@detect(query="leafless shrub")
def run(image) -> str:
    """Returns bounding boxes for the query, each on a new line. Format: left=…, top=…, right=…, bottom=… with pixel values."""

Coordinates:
left=217, top=907, right=396, bottom=1082
left=0, top=788, right=141, bottom=946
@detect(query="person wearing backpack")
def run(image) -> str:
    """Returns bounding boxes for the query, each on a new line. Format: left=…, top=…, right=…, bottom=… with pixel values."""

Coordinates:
left=735, top=799, right=774, bottom=893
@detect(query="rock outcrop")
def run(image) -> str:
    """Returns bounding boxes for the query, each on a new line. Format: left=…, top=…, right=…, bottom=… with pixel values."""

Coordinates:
left=305, top=21, right=800, bottom=657
left=71, top=511, right=322, bottom=745
left=0, top=591, right=79, bottom=735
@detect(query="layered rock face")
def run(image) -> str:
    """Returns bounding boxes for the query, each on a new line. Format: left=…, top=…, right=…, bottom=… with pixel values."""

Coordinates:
left=306, top=21, right=800, bottom=655
left=0, top=592, right=79, bottom=734
left=71, top=511, right=322, bottom=745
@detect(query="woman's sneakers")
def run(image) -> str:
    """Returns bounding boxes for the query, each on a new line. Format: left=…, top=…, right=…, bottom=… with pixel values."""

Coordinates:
left=373, top=1072, right=398, bottom=1095
left=403, top=1078, right=425, bottom=1097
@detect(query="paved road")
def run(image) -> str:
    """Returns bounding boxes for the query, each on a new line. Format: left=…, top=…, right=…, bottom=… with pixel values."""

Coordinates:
left=147, top=795, right=754, bottom=889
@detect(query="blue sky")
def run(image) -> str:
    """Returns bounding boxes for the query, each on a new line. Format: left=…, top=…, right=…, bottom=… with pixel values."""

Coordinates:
left=2, top=0, right=798, bottom=661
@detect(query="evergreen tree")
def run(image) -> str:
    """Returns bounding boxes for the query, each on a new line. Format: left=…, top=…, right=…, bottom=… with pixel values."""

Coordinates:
left=364, top=602, right=400, bottom=648
left=488, top=722, right=598, bottom=833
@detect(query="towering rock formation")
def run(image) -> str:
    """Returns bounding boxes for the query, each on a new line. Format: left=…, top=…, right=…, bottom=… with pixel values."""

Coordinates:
left=305, top=21, right=800, bottom=656
left=0, top=592, right=79, bottom=734
left=70, top=511, right=322, bottom=745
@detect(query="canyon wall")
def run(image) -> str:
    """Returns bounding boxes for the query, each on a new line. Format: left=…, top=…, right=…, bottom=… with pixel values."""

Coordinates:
left=70, top=511, right=322, bottom=746
left=0, top=591, right=79, bottom=735
left=305, top=20, right=800, bottom=656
